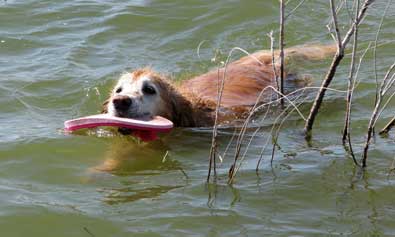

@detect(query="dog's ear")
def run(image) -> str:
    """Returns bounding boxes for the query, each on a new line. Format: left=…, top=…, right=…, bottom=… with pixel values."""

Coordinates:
left=101, top=99, right=109, bottom=113
left=152, top=74, right=196, bottom=127
left=168, top=91, right=196, bottom=127
left=168, top=93, right=182, bottom=126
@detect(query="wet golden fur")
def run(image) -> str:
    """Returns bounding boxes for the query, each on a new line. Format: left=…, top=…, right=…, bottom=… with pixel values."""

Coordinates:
left=103, top=44, right=336, bottom=127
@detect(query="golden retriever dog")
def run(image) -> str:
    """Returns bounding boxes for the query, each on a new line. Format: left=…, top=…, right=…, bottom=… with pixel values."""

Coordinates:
left=92, top=44, right=335, bottom=173
left=102, top=44, right=336, bottom=127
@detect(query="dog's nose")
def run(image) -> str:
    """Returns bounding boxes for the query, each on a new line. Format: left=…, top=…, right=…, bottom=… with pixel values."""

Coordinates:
left=112, top=95, right=132, bottom=111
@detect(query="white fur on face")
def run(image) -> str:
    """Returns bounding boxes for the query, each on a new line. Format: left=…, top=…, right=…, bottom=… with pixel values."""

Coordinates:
left=107, top=73, right=163, bottom=119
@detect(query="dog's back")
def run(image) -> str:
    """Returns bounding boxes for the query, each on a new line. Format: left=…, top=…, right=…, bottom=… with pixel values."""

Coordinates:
left=180, top=44, right=336, bottom=109
left=181, top=63, right=275, bottom=108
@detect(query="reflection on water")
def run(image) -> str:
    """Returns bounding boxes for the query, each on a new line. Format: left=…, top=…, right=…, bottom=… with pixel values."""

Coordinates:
left=206, top=182, right=241, bottom=208
left=99, top=185, right=183, bottom=205
left=87, top=137, right=188, bottom=205
left=93, top=136, right=175, bottom=174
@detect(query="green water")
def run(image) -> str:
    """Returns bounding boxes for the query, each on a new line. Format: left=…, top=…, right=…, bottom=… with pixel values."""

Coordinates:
left=1, top=0, right=395, bottom=236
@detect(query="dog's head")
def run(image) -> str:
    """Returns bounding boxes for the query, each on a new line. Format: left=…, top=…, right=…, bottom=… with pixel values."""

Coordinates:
left=103, top=68, right=182, bottom=122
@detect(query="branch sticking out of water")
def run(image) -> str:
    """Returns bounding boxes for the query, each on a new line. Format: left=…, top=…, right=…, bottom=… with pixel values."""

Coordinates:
left=342, top=0, right=360, bottom=167
left=362, top=62, right=395, bottom=167
left=304, top=0, right=376, bottom=139
left=360, top=0, right=393, bottom=167
left=380, top=116, right=395, bottom=135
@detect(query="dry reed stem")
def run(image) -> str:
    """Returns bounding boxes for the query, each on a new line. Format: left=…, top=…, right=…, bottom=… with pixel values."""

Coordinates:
left=253, top=83, right=362, bottom=172
left=270, top=93, right=307, bottom=165
left=219, top=128, right=238, bottom=163
left=228, top=92, right=278, bottom=183
left=228, top=81, right=353, bottom=181
left=234, top=87, right=307, bottom=176
left=207, top=67, right=222, bottom=182
left=228, top=88, right=273, bottom=182
left=229, top=86, right=309, bottom=182
left=255, top=108, right=275, bottom=171
left=208, top=47, right=266, bottom=182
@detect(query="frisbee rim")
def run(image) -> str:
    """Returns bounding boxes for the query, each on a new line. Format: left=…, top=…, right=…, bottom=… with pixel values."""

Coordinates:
left=64, top=114, right=173, bottom=132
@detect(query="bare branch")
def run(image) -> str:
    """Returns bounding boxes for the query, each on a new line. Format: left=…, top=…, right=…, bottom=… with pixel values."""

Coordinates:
left=330, top=0, right=342, bottom=49
left=341, top=0, right=375, bottom=47
left=380, top=62, right=395, bottom=96
left=380, top=116, right=395, bottom=135
left=360, top=0, right=392, bottom=166
left=362, top=62, right=395, bottom=167
left=304, top=0, right=375, bottom=139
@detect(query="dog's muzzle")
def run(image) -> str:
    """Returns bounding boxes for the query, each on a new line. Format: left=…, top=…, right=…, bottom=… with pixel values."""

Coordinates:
left=112, top=95, right=132, bottom=114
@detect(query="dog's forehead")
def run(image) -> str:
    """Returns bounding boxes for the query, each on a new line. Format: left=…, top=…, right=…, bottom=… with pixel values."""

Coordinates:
left=118, top=73, right=152, bottom=85
left=135, top=75, right=152, bottom=83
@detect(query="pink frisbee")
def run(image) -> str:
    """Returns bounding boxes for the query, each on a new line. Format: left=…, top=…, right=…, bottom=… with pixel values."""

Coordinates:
left=64, top=114, right=173, bottom=141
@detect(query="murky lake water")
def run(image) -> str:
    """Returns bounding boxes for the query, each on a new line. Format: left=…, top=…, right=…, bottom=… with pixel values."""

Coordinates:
left=1, top=0, right=395, bottom=236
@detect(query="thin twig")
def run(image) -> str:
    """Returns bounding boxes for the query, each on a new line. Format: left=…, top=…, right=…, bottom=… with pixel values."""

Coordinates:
left=254, top=85, right=348, bottom=115
left=342, top=0, right=360, bottom=167
left=196, top=40, right=208, bottom=60
left=362, top=62, right=395, bottom=167
left=83, top=227, right=95, bottom=237
left=162, top=150, right=169, bottom=163
left=255, top=84, right=349, bottom=172
left=380, top=116, right=395, bottom=135
left=330, top=0, right=343, bottom=49
left=208, top=46, right=266, bottom=182
left=207, top=67, right=222, bottom=182
left=373, top=0, right=392, bottom=106
left=229, top=86, right=308, bottom=180
left=270, top=93, right=307, bottom=165
left=285, top=0, right=308, bottom=19
left=279, top=0, right=286, bottom=108
left=268, top=31, right=280, bottom=93
left=239, top=93, right=275, bottom=169
left=380, top=63, right=395, bottom=96
left=220, top=127, right=238, bottom=163
left=373, top=83, right=395, bottom=127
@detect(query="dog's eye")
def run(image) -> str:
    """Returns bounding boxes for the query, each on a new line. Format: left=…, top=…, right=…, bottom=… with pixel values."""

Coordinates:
left=142, top=85, right=156, bottom=95
left=115, top=87, right=122, bottom=93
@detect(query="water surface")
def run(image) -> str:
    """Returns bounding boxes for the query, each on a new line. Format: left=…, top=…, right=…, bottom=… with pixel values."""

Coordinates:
left=1, top=0, right=395, bottom=236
